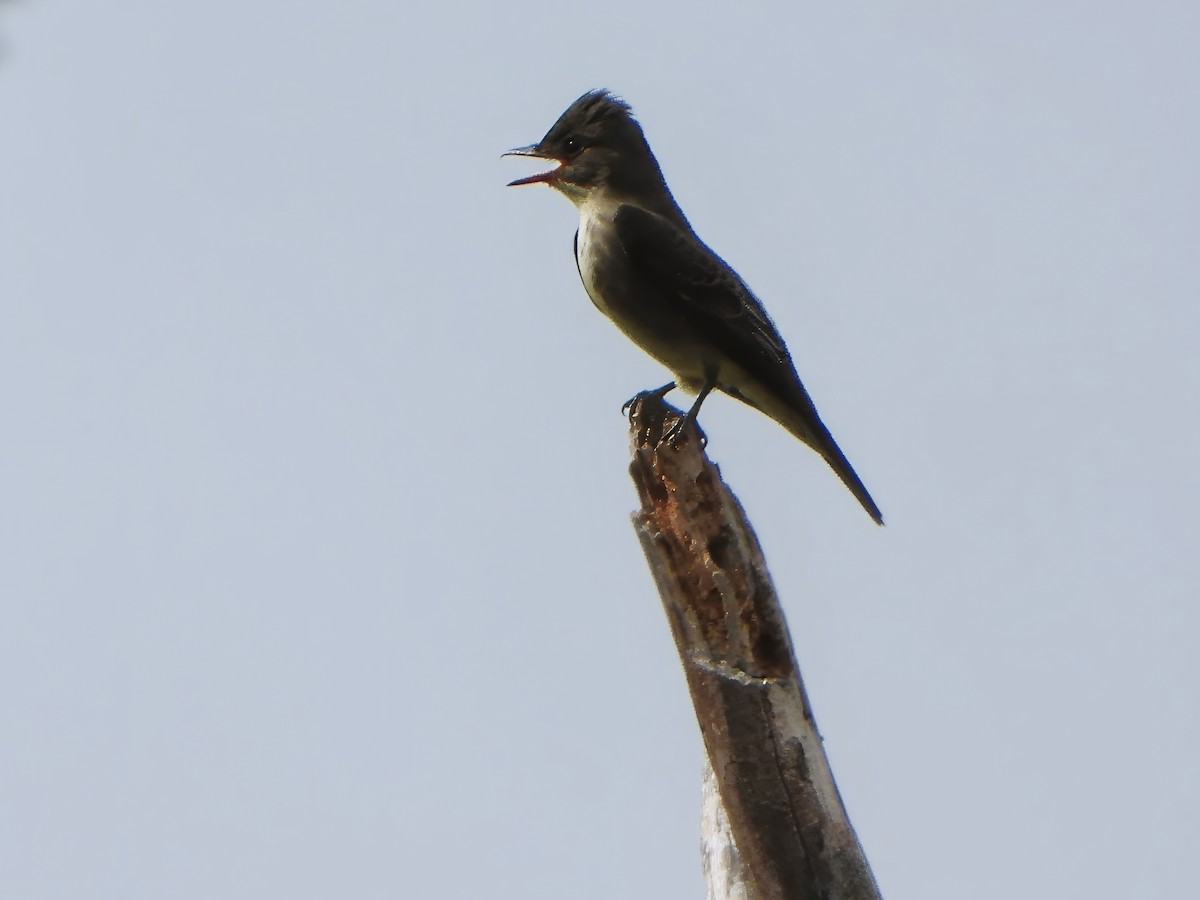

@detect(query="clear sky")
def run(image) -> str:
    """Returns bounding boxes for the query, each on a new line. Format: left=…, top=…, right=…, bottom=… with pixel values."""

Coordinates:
left=2, top=2, right=1197, bottom=898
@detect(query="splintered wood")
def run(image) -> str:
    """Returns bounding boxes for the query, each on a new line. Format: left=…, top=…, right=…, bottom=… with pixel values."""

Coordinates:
left=627, top=394, right=882, bottom=900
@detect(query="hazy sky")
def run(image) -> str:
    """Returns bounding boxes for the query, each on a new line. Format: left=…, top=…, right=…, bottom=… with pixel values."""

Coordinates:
left=2, top=2, right=1197, bottom=898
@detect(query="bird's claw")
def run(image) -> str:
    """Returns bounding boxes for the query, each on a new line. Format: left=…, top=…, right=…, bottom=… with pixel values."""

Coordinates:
left=661, top=419, right=686, bottom=448
left=622, top=382, right=677, bottom=418
left=658, top=416, right=707, bottom=450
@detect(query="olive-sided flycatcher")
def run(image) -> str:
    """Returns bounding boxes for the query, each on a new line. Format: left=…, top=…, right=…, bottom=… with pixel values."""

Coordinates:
left=506, top=90, right=883, bottom=525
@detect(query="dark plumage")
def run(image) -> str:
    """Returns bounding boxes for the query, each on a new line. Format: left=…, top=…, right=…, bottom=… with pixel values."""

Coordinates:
left=507, top=91, right=883, bottom=524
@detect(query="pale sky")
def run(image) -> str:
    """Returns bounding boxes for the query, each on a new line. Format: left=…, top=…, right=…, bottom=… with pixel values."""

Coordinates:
left=2, top=2, right=1197, bottom=898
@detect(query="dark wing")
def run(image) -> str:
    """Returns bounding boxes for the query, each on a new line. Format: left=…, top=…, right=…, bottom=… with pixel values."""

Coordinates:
left=615, top=204, right=884, bottom=524
left=613, top=203, right=806, bottom=406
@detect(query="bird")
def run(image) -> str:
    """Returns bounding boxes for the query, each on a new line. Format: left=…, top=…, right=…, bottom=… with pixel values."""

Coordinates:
left=505, top=90, right=883, bottom=525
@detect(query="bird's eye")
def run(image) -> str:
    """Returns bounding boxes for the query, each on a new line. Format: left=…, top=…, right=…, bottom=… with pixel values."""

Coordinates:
left=564, top=137, right=581, bottom=154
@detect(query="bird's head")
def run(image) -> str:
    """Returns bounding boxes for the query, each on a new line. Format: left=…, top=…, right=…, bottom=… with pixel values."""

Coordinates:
left=505, top=90, right=663, bottom=206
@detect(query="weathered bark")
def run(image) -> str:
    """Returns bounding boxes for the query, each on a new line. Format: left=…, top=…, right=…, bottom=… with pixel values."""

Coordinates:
left=627, top=394, right=882, bottom=900
left=701, top=754, right=758, bottom=900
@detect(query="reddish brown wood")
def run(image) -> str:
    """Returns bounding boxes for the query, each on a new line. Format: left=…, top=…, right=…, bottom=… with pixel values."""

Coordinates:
left=627, top=394, right=882, bottom=900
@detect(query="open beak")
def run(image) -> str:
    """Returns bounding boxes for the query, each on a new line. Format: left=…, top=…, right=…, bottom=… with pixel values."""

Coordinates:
left=503, top=144, right=561, bottom=187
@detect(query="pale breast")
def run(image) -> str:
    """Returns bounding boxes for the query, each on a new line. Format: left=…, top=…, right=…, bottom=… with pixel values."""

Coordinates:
left=573, top=200, right=709, bottom=390
left=574, top=203, right=618, bottom=317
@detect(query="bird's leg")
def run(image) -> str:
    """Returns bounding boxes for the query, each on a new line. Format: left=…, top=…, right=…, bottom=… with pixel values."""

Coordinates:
left=661, top=373, right=716, bottom=448
left=622, top=381, right=677, bottom=416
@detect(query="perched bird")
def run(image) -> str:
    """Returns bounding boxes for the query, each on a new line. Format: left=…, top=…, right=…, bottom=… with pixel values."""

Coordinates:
left=506, top=90, right=883, bottom=525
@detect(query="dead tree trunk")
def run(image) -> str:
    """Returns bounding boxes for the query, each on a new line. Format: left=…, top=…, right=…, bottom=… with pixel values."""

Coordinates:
left=627, top=394, right=883, bottom=900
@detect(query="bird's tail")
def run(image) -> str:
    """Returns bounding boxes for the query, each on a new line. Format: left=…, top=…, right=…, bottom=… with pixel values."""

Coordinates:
left=760, top=390, right=884, bottom=526
left=805, top=418, right=885, bottom=526
left=722, top=381, right=884, bottom=525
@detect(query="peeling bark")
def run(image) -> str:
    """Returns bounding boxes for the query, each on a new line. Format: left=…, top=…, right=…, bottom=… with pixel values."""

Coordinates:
left=628, top=394, right=882, bottom=900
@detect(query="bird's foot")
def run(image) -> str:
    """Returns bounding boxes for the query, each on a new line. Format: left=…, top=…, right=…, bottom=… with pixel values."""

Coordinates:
left=661, top=418, right=686, bottom=447
left=659, top=416, right=707, bottom=450
left=622, top=381, right=677, bottom=417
